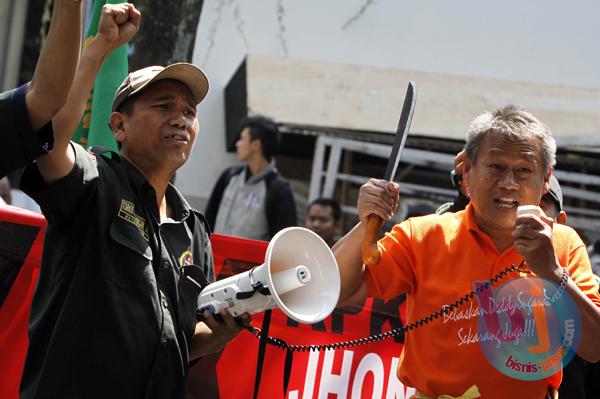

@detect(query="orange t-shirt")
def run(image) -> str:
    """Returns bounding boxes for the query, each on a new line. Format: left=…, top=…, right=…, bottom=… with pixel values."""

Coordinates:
left=365, top=204, right=600, bottom=398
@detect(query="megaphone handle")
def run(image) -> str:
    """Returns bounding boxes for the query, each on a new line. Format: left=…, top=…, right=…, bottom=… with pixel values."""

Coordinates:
left=362, top=214, right=384, bottom=267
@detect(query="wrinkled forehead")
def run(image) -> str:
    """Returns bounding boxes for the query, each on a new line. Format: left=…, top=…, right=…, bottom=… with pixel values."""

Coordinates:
left=478, top=133, right=543, bottom=163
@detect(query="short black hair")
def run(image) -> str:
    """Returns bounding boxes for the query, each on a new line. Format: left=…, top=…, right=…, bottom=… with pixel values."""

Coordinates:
left=116, top=94, right=139, bottom=116
left=240, top=115, right=280, bottom=161
left=308, top=198, right=341, bottom=221
left=405, top=203, right=434, bottom=219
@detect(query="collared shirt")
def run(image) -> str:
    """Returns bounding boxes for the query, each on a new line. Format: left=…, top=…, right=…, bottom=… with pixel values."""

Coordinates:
left=20, top=143, right=213, bottom=399
left=0, top=85, right=54, bottom=178
left=365, top=204, right=600, bottom=399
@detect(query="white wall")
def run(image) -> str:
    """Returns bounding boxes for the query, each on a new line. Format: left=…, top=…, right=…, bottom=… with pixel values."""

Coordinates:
left=180, top=0, right=600, bottom=205
left=0, top=0, right=29, bottom=91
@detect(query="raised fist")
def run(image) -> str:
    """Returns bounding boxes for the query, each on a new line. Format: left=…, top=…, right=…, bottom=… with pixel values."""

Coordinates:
left=97, top=3, right=141, bottom=50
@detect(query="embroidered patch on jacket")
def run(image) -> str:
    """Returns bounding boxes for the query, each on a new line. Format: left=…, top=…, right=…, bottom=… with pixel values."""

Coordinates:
left=179, top=250, right=194, bottom=267
left=118, top=199, right=149, bottom=241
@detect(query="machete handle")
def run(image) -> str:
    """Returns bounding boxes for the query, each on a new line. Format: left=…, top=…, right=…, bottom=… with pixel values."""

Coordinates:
left=362, top=214, right=384, bottom=267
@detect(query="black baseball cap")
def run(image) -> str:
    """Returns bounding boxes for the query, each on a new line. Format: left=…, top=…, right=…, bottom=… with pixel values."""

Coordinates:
left=546, top=175, right=563, bottom=211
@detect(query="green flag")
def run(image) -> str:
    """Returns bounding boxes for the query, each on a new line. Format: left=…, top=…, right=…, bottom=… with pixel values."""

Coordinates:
left=73, top=0, right=129, bottom=151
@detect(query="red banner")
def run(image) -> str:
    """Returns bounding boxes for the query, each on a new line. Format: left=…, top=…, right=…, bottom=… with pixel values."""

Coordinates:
left=0, top=208, right=414, bottom=398
left=0, top=206, right=46, bottom=399
left=187, top=234, right=414, bottom=399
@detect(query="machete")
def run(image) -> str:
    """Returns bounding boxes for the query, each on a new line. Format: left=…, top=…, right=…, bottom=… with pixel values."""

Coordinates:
left=362, top=81, right=416, bottom=267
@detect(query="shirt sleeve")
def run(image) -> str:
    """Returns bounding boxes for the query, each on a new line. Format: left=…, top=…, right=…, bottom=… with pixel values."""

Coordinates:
left=20, top=143, right=99, bottom=226
left=0, top=85, right=54, bottom=177
left=364, top=221, right=417, bottom=299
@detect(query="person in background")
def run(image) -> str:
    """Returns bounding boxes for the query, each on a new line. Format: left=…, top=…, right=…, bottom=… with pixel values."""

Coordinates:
left=405, top=203, right=435, bottom=220
left=305, top=197, right=341, bottom=247
left=205, top=115, right=297, bottom=241
left=1, top=0, right=83, bottom=178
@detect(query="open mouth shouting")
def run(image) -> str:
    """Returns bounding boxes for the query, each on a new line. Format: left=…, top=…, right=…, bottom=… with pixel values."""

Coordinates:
left=162, top=132, right=190, bottom=145
left=494, top=197, right=519, bottom=209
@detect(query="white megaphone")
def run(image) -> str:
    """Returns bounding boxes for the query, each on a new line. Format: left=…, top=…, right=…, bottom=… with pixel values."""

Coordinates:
left=198, top=227, right=341, bottom=323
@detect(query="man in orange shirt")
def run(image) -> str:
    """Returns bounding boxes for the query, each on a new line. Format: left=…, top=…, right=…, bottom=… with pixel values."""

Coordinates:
left=333, top=105, right=600, bottom=398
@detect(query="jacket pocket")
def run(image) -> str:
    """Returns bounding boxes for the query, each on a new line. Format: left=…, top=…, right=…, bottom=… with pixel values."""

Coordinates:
left=106, top=218, right=154, bottom=294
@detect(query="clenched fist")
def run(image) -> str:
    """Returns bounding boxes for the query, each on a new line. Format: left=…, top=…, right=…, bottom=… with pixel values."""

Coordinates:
left=97, top=3, right=141, bottom=51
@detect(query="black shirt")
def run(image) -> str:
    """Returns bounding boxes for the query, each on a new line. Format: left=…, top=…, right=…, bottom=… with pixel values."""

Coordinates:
left=20, top=143, right=213, bottom=399
left=0, top=85, right=54, bottom=178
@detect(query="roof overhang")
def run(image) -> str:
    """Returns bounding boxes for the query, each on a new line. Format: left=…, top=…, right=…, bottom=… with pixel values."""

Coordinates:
left=225, top=54, right=600, bottom=147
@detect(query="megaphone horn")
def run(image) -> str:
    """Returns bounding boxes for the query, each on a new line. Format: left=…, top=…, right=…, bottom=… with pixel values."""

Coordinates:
left=198, top=227, right=341, bottom=324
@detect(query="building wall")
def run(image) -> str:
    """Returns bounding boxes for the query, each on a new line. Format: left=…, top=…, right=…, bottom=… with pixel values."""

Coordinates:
left=0, top=0, right=29, bottom=91
left=178, top=0, right=600, bottom=207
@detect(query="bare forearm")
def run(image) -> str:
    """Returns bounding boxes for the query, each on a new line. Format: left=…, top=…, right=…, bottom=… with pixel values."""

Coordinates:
left=27, top=0, right=83, bottom=131
left=332, top=222, right=368, bottom=306
left=51, top=37, right=112, bottom=148
left=189, top=321, right=239, bottom=360
left=37, top=37, right=113, bottom=184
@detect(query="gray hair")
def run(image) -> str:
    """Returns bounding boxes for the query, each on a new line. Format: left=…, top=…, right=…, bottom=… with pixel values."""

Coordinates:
left=464, top=105, right=556, bottom=169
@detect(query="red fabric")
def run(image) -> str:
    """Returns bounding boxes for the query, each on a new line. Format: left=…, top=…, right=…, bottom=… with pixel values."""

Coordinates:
left=0, top=207, right=46, bottom=399
left=0, top=219, right=412, bottom=398
left=189, top=233, right=412, bottom=399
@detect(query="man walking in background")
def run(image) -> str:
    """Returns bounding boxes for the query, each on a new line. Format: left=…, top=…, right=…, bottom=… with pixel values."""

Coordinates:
left=205, top=115, right=297, bottom=241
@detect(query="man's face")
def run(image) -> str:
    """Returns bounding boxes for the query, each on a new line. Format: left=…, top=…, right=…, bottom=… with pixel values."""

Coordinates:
left=236, top=127, right=261, bottom=162
left=464, top=133, right=550, bottom=236
left=114, top=79, right=198, bottom=174
left=305, top=204, right=337, bottom=245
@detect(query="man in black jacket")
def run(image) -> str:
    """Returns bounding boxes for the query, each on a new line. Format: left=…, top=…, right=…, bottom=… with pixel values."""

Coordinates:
left=205, top=115, right=297, bottom=241
left=19, top=5, right=244, bottom=398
